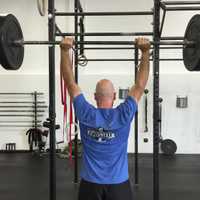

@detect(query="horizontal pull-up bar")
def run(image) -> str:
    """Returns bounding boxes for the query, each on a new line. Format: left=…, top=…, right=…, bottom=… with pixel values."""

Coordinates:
left=0, top=114, right=43, bottom=117
left=164, top=6, right=200, bottom=10
left=161, top=1, right=200, bottom=5
left=0, top=101, right=46, bottom=104
left=160, top=37, right=184, bottom=40
left=0, top=92, right=44, bottom=95
left=56, top=32, right=154, bottom=37
left=55, top=11, right=153, bottom=16
left=81, top=46, right=183, bottom=50
left=15, top=40, right=194, bottom=46
left=78, top=58, right=183, bottom=62
left=0, top=120, right=42, bottom=123
left=0, top=125, right=42, bottom=128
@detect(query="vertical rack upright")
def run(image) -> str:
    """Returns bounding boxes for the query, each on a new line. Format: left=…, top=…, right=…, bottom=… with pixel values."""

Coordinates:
left=48, top=0, right=57, bottom=200
left=74, top=0, right=79, bottom=184
left=134, top=47, right=139, bottom=185
left=153, top=0, right=160, bottom=200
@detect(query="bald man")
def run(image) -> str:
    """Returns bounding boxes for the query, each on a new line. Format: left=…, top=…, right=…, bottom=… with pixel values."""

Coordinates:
left=60, top=37, right=150, bottom=200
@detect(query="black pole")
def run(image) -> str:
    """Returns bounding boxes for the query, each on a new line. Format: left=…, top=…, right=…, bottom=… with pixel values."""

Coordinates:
left=0, top=120, right=42, bottom=123
left=48, top=0, right=56, bottom=200
left=0, top=92, right=44, bottom=95
left=0, top=125, right=42, bottom=128
left=0, top=106, right=46, bottom=108
left=153, top=0, right=160, bottom=200
left=78, top=58, right=183, bottom=61
left=80, top=46, right=183, bottom=50
left=161, top=36, right=184, bottom=40
left=165, top=6, right=200, bottom=10
left=161, top=1, right=200, bottom=5
left=55, top=11, right=154, bottom=16
left=0, top=110, right=44, bottom=112
left=56, top=32, right=153, bottom=36
left=134, top=47, right=139, bottom=186
left=74, top=0, right=79, bottom=184
left=0, top=114, right=43, bottom=117
left=77, top=0, right=83, bottom=12
left=159, top=9, right=166, bottom=37
left=0, top=101, right=46, bottom=104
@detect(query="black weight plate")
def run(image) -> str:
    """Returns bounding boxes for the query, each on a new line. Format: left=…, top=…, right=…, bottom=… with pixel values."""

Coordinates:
left=161, top=139, right=177, bottom=156
left=183, top=14, right=200, bottom=71
left=0, top=14, right=24, bottom=70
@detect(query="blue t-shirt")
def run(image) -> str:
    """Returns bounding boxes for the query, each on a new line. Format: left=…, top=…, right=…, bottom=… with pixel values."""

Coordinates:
left=73, top=94, right=137, bottom=184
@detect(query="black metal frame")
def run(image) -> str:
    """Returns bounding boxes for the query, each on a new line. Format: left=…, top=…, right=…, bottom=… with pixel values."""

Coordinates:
left=74, top=0, right=79, bottom=184
left=159, top=9, right=166, bottom=36
left=160, top=1, right=200, bottom=11
left=48, top=1, right=56, bottom=200
left=55, top=11, right=154, bottom=16
left=161, top=1, right=200, bottom=5
left=45, top=0, right=200, bottom=199
left=56, top=32, right=153, bottom=36
left=134, top=47, right=139, bottom=186
left=78, top=58, right=183, bottom=61
left=153, top=1, right=160, bottom=200
left=18, top=40, right=194, bottom=45
left=79, top=46, right=183, bottom=50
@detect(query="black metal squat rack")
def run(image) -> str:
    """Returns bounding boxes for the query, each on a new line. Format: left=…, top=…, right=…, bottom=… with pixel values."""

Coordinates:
left=47, top=0, right=200, bottom=200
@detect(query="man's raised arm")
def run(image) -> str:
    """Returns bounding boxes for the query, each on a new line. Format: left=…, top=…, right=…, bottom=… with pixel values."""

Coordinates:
left=60, top=37, right=81, bottom=99
left=128, top=37, right=150, bottom=103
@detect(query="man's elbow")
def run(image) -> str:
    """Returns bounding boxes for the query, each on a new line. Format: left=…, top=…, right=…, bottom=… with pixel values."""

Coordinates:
left=135, top=83, right=145, bottom=94
left=68, top=83, right=81, bottom=99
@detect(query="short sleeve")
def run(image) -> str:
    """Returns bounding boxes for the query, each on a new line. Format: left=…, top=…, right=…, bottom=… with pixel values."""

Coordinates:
left=73, top=94, right=97, bottom=126
left=116, top=96, right=138, bottom=125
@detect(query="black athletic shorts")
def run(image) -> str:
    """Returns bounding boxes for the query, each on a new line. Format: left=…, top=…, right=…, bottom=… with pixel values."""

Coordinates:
left=78, top=179, right=133, bottom=200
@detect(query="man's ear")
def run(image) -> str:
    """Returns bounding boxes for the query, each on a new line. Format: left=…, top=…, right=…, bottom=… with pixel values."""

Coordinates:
left=94, top=93, right=97, bottom=100
left=113, top=92, right=116, bottom=100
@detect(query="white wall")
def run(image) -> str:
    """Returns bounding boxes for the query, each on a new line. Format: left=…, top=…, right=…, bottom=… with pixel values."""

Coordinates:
left=0, top=74, right=49, bottom=150
left=0, top=0, right=200, bottom=153
left=0, top=0, right=70, bottom=149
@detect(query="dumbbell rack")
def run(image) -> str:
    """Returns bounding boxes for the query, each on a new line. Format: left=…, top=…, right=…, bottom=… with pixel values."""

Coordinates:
left=0, top=92, right=47, bottom=152
left=0, top=92, right=47, bottom=128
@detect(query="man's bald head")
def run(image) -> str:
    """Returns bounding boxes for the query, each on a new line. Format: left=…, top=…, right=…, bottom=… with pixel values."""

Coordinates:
left=95, top=79, right=115, bottom=98
left=94, top=79, right=116, bottom=108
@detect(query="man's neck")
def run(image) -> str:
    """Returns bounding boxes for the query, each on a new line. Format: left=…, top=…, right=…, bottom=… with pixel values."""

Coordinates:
left=97, top=102, right=113, bottom=109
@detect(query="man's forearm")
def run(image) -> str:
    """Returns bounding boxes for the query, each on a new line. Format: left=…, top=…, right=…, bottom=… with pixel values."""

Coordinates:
left=60, top=50, right=75, bottom=87
left=60, top=50, right=81, bottom=98
left=135, top=51, right=150, bottom=90
left=60, top=37, right=81, bottom=98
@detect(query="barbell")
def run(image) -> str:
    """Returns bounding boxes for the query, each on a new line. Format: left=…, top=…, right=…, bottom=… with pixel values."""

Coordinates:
left=0, top=14, right=200, bottom=71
